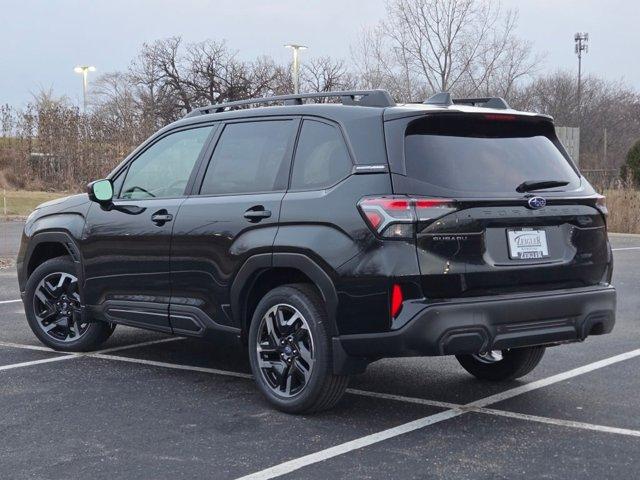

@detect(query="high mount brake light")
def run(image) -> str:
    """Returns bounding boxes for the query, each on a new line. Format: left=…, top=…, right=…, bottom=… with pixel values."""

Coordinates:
left=484, top=114, right=517, bottom=121
left=358, top=196, right=457, bottom=239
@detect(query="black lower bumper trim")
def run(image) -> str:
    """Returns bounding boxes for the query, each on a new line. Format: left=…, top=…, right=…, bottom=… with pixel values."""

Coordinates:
left=335, top=286, right=616, bottom=361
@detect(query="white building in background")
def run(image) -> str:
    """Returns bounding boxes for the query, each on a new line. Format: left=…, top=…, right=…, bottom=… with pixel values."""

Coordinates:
left=556, top=126, right=580, bottom=166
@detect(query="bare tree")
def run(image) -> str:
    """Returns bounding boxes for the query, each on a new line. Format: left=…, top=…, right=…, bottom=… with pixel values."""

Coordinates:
left=513, top=71, right=640, bottom=170
left=129, top=38, right=185, bottom=127
left=353, top=0, right=540, bottom=101
left=300, top=56, right=356, bottom=93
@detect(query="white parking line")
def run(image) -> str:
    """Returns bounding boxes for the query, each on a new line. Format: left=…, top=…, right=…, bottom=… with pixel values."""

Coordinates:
left=347, top=388, right=640, bottom=438
left=612, top=247, right=640, bottom=251
left=2, top=337, right=640, bottom=473
left=4, top=338, right=640, bottom=439
left=467, top=348, right=640, bottom=408
left=346, top=388, right=460, bottom=410
left=0, top=355, right=76, bottom=372
left=0, top=337, right=186, bottom=372
left=0, top=341, right=58, bottom=352
left=95, top=336, right=185, bottom=354
left=237, top=348, right=640, bottom=480
left=91, top=352, right=253, bottom=380
left=239, top=409, right=465, bottom=480
left=0, top=299, right=21, bottom=305
left=471, top=407, right=640, bottom=438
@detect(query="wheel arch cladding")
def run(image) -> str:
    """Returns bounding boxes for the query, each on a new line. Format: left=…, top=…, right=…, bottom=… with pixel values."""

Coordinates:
left=22, top=232, right=82, bottom=287
left=231, top=253, right=340, bottom=341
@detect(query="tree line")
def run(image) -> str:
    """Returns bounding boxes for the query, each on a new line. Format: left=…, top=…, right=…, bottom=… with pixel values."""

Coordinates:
left=1, top=0, right=639, bottom=191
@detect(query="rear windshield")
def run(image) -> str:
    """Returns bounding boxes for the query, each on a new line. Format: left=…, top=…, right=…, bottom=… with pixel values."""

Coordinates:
left=404, top=115, right=580, bottom=197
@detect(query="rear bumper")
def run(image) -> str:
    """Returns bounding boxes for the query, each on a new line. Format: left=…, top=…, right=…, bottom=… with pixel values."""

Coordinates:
left=335, top=285, right=616, bottom=363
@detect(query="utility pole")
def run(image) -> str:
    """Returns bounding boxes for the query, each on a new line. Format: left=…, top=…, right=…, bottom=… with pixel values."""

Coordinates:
left=603, top=127, right=607, bottom=166
left=74, top=65, right=96, bottom=113
left=574, top=33, right=589, bottom=110
left=284, top=44, right=307, bottom=94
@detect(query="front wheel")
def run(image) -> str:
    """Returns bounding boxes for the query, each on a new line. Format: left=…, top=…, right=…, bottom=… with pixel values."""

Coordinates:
left=456, top=346, right=546, bottom=381
left=24, top=257, right=115, bottom=352
left=248, top=284, right=349, bottom=413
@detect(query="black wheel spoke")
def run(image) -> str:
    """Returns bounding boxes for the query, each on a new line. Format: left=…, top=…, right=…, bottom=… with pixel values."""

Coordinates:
left=33, top=271, right=87, bottom=343
left=256, top=303, right=315, bottom=398
left=264, top=310, right=281, bottom=346
left=278, top=364, right=292, bottom=391
left=43, top=280, right=58, bottom=297
left=257, top=342, right=278, bottom=355
left=43, top=320, right=60, bottom=333
left=297, top=342, right=314, bottom=368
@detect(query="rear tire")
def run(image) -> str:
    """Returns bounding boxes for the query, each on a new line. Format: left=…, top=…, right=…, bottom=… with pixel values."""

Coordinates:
left=248, top=284, right=349, bottom=413
left=24, top=257, right=115, bottom=352
left=456, top=346, right=546, bottom=381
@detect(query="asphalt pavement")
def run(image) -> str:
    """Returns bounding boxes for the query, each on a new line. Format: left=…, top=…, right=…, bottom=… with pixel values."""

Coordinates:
left=1, top=221, right=639, bottom=479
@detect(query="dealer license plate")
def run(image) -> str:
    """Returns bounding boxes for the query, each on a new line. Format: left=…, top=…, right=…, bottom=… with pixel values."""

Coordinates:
left=507, top=229, right=549, bottom=260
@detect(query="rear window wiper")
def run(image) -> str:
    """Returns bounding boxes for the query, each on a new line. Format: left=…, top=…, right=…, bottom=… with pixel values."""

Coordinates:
left=516, top=180, right=569, bottom=193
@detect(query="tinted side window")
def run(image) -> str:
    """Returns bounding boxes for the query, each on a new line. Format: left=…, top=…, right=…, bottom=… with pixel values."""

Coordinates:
left=120, top=126, right=213, bottom=199
left=291, top=120, right=352, bottom=190
left=200, top=120, right=294, bottom=195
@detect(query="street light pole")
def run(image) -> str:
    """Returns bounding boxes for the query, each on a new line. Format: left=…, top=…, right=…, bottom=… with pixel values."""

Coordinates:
left=74, top=65, right=96, bottom=113
left=284, top=44, right=307, bottom=94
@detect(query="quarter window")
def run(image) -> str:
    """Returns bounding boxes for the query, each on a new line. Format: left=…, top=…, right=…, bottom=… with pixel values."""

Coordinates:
left=200, top=120, right=294, bottom=195
left=291, top=120, right=352, bottom=190
left=120, top=126, right=213, bottom=199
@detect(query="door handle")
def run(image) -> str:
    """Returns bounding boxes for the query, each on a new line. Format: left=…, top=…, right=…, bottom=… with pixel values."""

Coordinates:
left=244, top=206, right=271, bottom=223
left=151, top=209, right=173, bottom=225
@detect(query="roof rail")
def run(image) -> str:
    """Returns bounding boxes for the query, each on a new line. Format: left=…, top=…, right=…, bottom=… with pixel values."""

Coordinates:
left=184, top=89, right=396, bottom=118
left=424, top=92, right=511, bottom=110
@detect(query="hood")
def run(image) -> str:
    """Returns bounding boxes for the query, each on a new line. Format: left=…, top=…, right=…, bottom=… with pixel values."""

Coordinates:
left=34, top=193, right=89, bottom=211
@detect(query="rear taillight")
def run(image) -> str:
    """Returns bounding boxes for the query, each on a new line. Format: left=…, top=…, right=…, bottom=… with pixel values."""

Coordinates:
left=596, top=195, right=608, bottom=216
left=358, top=195, right=457, bottom=239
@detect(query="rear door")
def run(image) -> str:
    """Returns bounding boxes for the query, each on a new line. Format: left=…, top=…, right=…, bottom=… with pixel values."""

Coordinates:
left=169, top=117, right=299, bottom=335
left=388, top=113, right=610, bottom=298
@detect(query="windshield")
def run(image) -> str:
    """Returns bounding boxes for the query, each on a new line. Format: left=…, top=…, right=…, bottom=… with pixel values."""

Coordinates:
left=403, top=115, right=581, bottom=197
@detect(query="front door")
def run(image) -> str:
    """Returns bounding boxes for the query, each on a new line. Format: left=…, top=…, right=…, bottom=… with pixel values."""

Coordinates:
left=82, top=125, right=215, bottom=332
left=170, top=118, right=298, bottom=335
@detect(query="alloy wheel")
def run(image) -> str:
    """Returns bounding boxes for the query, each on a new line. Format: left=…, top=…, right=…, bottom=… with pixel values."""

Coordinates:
left=32, top=271, right=87, bottom=342
left=256, top=303, right=315, bottom=397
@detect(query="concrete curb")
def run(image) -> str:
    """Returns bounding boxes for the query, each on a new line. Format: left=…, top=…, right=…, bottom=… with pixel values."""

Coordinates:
left=609, top=232, right=640, bottom=238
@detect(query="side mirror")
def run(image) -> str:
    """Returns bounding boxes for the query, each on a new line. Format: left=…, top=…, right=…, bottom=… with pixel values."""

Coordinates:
left=87, top=179, right=114, bottom=204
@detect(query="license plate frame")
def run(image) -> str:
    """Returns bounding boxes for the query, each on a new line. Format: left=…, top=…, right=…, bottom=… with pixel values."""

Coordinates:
left=507, top=228, right=550, bottom=260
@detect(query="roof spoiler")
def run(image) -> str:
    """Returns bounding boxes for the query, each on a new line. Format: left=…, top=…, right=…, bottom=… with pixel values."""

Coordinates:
left=424, top=92, right=510, bottom=110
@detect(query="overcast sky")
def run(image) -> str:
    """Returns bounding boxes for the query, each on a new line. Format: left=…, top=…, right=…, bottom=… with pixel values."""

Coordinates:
left=1, top=0, right=638, bottom=107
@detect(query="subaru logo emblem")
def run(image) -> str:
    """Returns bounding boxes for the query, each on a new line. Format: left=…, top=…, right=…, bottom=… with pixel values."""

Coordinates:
left=527, top=197, right=546, bottom=209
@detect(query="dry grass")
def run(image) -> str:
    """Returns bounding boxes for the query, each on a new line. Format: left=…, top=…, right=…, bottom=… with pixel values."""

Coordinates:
left=1, top=189, right=70, bottom=217
left=0, top=258, right=14, bottom=270
left=605, top=188, right=640, bottom=234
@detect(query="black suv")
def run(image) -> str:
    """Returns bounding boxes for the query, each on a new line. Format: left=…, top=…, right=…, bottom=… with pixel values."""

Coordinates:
left=17, top=90, right=616, bottom=413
